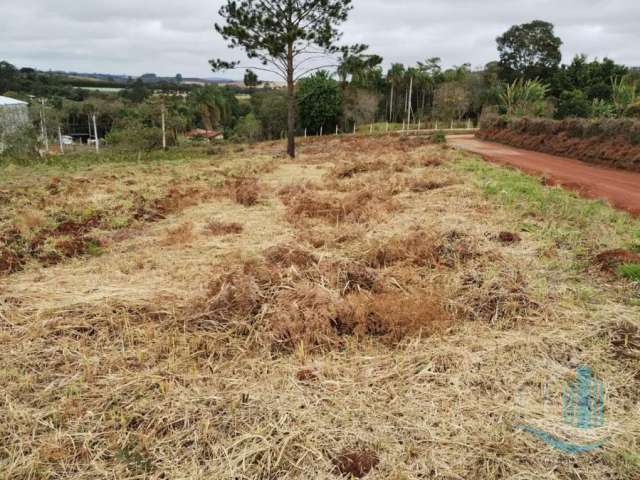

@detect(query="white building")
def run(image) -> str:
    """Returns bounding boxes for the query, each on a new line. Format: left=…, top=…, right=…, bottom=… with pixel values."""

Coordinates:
left=0, top=96, right=29, bottom=152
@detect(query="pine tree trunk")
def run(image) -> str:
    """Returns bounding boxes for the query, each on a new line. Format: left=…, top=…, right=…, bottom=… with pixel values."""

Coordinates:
left=286, top=44, right=296, bottom=158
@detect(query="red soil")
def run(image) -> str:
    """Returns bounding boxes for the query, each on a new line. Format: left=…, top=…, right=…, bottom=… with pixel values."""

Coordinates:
left=449, top=135, right=640, bottom=217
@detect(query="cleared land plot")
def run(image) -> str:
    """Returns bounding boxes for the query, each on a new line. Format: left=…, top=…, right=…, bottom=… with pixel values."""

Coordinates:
left=1, top=136, right=639, bottom=479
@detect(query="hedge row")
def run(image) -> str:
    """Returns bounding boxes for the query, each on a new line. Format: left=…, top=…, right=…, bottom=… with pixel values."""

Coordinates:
left=478, top=115, right=640, bottom=172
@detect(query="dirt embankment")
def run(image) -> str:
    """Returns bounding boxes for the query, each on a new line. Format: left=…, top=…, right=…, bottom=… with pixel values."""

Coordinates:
left=478, top=116, right=640, bottom=172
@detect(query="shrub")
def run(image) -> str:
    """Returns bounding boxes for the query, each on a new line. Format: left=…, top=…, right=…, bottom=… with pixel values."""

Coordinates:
left=106, top=120, right=163, bottom=151
left=431, top=130, right=447, bottom=144
left=0, top=125, right=40, bottom=161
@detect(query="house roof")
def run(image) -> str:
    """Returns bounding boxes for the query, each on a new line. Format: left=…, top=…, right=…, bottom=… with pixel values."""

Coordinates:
left=0, top=96, right=28, bottom=106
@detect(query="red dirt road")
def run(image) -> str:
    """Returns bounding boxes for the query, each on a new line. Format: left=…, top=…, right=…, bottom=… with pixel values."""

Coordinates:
left=448, top=134, right=640, bottom=217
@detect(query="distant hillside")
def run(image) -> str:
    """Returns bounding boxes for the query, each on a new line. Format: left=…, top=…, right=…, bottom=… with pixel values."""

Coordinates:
left=47, top=70, right=235, bottom=87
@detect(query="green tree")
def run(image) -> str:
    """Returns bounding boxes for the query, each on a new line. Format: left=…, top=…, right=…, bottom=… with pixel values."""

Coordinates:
left=552, top=55, right=628, bottom=102
left=211, top=0, right=353, bottom=158
left=251, top=90, right=289, bottom=139
left=296, top=71, right=342, bottom=134
left=557, top=89, right=591, bottom=118
left=497, top=20, right=562, bottom=83
left=121, top=79, right=150, bottom=103
left=244, top=70, right=259, bottom=89
left=234, top=113, right=263, bottom=142
left=189, top=85, right=233, bottom=131
left=0, top=61, right=19, bottom=94
left=337, top=44, right=383, bottom=89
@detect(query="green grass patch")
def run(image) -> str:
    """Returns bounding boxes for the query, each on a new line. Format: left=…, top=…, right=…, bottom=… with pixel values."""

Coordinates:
left=453, top=154, right=640, bottom=272
left=618, top=263, right=640, bottom=282
left=454, top=155, right=640, bottom=238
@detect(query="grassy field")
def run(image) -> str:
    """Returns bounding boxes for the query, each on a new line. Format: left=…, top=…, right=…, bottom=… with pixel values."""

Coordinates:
left=1, top=135, right=639, bottom=479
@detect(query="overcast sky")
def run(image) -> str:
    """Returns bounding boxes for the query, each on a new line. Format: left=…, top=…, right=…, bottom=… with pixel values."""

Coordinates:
left=1, top=0, right=639, bottom=80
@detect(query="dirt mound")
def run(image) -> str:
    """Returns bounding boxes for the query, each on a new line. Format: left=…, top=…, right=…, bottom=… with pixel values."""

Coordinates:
left=333, top=448, right=379, bottom=478
left=594, top=249, right=640, bottom=272
left=496, top=231, right=521, bottom=244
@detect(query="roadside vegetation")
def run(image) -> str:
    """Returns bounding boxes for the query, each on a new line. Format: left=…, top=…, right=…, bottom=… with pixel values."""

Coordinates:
left=3, top=18, right=639, bottom=164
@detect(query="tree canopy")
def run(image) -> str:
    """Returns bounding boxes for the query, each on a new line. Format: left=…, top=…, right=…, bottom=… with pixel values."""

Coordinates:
left=497, top=20, right=562, bottom=83
left=211, top=0, right=353, bottom=157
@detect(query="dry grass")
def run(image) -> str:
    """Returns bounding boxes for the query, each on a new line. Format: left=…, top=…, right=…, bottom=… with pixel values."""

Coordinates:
left=203, top=220, right=244, bottom=236
left=0, top=135, right=639, bottom=479
left=284, top=187, right=398, bottom=224
left=227, top=177, right=261, bottom=206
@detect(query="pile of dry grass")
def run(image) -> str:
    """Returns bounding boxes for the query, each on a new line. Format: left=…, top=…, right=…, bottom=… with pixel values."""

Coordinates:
left=284, top=187, right=398, bottom=224
left=227, top=177, right=261, bottom=206
left=270, top=285, right=451, bottom=352
left=192, top=263, right=269, bottom=328
left=160, top=222, right=194, bottom=246
left=330, top=158, right=388, bottom=179
left=133, top=186, right=209, bottom=222
left=203, top=220, right=244, bottom=236
left=364, top=229, right=477, bottom=269
left=263, top=243, right=318, bottom=268
left=188, top=247, right=448, bottom=352
left=456, top=268, right=543, bottom=328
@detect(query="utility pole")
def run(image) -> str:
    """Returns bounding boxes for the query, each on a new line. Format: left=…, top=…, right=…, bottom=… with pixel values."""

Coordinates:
left=161, top=103, right=167, bottom=150
left=389, top=83, right=394, bottom=122
left=92, top=114, right=100, bottom=153
left=406, top=76, right=413, bottom=127
left=40, top=99, right=49, bottom=153
left=58, top=126, right=64, bottom=154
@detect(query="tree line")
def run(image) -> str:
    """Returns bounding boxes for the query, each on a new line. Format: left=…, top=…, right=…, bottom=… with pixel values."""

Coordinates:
left=2, top=1, right=639, bottom=159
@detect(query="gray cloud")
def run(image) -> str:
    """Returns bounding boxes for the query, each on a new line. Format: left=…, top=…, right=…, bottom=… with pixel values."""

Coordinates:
left=1, top=0, right=638, bottom=79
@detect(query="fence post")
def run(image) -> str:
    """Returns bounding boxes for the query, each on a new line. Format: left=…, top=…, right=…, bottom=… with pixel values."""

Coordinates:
left=370, top=124, right=373, bottom=134
left=336, top=125, right=339, bottom=136
left=386, top=122, right=389, bottom=133
left=320, top=126, right=323, bottom=137
left=353, top=123, right=356, bottom=135
left=450, top=120, right=454, bottom=130
left=304, top=128, right=307, bottom=138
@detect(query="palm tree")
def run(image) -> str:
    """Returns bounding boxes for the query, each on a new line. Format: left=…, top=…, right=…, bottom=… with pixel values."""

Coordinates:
left=189, top=86, right=231, bottom=130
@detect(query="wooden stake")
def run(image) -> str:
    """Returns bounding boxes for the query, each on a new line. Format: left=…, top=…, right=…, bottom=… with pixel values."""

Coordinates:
left=320, top=126, right=323, bottom=137
left=370, top=124, right=373, bottom=134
